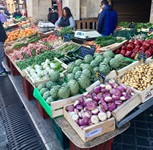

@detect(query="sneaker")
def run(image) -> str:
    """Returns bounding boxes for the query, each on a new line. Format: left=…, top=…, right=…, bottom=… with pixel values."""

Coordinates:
left=0, top=70, right=11, bottom=76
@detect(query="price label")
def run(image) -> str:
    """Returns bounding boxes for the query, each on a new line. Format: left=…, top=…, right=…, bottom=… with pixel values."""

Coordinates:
left=96, top=71, right=106, bottom=83
left=135, top=52, right=147, bottom=63
left=85, top=128, right=102, bottom=138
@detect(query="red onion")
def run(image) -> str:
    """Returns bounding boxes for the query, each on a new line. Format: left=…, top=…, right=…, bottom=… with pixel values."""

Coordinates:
left=122, top=93, right=131, bottom=100
left=82, top=117, right=90, bottom=125
left=77, top=119, right=83, bottom=126
left=115, top=100, right=122, bottom=106
left=84, top=111, right=92, bottom=118
left=116, top=85, right=125, bottom=93
left=85, top=93, right=92, bottom=99
left=105, top=84, right=112, bottom=90
left=94, top=86, right=101, bottom=94
left=74, top=108, right=79, bottom=114
left=104, top=96, right=113, bottom=102
left=106, top=111, right=111, bottom=119
left=78, top=112, right=82, bottom=118
left=97, top=93, right=103, bottom=100
left=102, top=92, right=111, bottom=98
left=76, top=105, right=83, bottom=110
left=86, top=101, right=96, bottom=110
left=113, top=89, right=121, bottom=97
left=101, top=88, right=107, bottom=93
left=74, top=100, right=80, bottom=107
left=111, top=82, right=118, bottom=88
left=126, top=87, right=133, bottom=93
left=92, top=95, right=99, bottom=102
left=91, top=108, right=99, bottom=115
left=110, top=89, right=117, bottom=95
left=112, top=95, right=120, bottom=101
left=100, top=84, right=105, bottom=88
left=100, top=98, right=108, bottom=110
left=66, top=105, right=74, bottom=112
left=108, top=103, right=116, bottom=111
left=78, top=97, right=84, bottom=104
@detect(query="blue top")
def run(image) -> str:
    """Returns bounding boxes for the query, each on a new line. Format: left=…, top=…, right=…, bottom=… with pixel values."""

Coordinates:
left=55, top=16, right=75, bottom=28
left=98, top=5, right=118, bottom=36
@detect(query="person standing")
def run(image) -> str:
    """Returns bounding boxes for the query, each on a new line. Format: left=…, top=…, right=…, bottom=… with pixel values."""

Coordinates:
left=0, top=21, right=9, bottom=76
left=98, top=0, right=118, bottom=36
left=55, top=7, right=75, bottom=29
left=50, top=8, right=58, bottom=24
left=47, top=8, right=52, bottom=22
left=0, top=10, right=7, bottom=24
left=13, top=8, right=22, bottom=19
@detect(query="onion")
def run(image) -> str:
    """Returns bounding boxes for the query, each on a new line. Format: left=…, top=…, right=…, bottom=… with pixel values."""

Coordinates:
left=105, top=84, right=112, bottom=90
left=85, top=93, right=92, bottom=99
left=72, top=114, right=79, bottom=121
left=91, top=115, right=99, bottom=124
left=84, top=111, right=92, bottom=118
left=82, top=117, right=90, bottom=125
left=66, top=105, right=74, bottom=112
left=100, top=84, right=105, bottom=88
left=92, top=95, right=99, bottom=102
left=104, top=96, right=113, bottom=102
left=111, top=82, right=118, bottom=88
left=112, top=89, right=121, bottom=97
left=74, top=108, right=79, bottom=114
left=102, top=93, right=111, bottom=98
left=77, top=119, right=83, bottom=126
left=74, top=100, right=80, bottom=107
left=100, top=98, right=108, bottom=110
left=76, top=105, right=83, bottom=110
left=115, top=100, right=122, bottom=105
left=85, top=98, right=93, bottom=102
left=91, top=108, right=99, bottom=115
left=78, top=112, right=82, bottom=118
left=112, top=95, right=120, bottom=101
left=98, top=112, right=107, bottom=121
left=101, top=88, right=107, bottom=93
left=108, top=103, right=116, bottom=111
left=120, top=96, right=127, bottom=101
left=97, top=93, right=103, bottom=100
left=106, top=111, right=111, bottom=119
left=116, top=85, right=125, bottom=93
left=122, top=92, right=131, bottom=99
left=126, top=87, right=133, bottom=93
left=92, top=93, right=97, bottom=97
left=78, top=97, right=84, bottom=104
left=86, top=101, right=96, bottom=110
left=94, top=86, right=101, bottom=94
left=110, top=89, right=117, bottom=95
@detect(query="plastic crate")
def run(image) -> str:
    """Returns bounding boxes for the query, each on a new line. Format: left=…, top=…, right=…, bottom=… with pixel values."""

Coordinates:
left=9, top=61, right=20, bottom=76
left=70, top=138, right=114, bottom=150
left=22, top=77, right=35, bottom=100
left=36, top=100, right=50, bottom=119
left=52, top=120, right=70, bottom=150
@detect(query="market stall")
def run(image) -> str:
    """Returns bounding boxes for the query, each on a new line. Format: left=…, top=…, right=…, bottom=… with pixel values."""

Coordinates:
left=3, top=21, right=153, bottom=150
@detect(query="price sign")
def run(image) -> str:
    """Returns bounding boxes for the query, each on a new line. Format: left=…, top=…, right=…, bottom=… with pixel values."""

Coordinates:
left=96, top=71, right=106, bottom=83
left=135, top=52, right=147, bottom=63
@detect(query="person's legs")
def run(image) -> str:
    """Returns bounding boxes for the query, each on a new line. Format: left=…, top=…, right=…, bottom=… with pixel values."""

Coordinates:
left=0, top=42, right=4, bottom=73
left=0, top=42, right=9, bottom=76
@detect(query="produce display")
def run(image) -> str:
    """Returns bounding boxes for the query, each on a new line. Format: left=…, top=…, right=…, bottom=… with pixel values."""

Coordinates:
left=26, top=59, right=64, bottom=82
left=54, top=43, right=80, bottom=55
left=113, top=29, right=138, bottom=40
left=59, top=27, right=74, bottom=35
left=66, top=79, right=134, bottom=128
left=6, top=28, right=36, bottom=42
left=94, top=35, right=123, bottom=47
left=114, top=39, right=153, bottom=58
left=118, top=62, right=153, bottom=91
left=118, top=22, right=153, bottom=29
left=9, top=42, right=50, bottom=61
left=17, top=51, right=61, bottom=70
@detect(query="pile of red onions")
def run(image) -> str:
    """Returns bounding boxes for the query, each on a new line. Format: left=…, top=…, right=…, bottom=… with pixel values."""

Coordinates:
left=66, top=79, right=134, bottom=128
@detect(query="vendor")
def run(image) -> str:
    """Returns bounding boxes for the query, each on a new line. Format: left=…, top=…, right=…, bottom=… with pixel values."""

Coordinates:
left=98, top=0, right=118, bottom=36
left=13, top=8, right=22, bottom=19
left=55, top=7, right=75, bottom=29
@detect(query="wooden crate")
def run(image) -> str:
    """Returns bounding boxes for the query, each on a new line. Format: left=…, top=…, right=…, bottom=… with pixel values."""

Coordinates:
left=85, top=75, right=141, bottom=122
left=24, top=58, right=67, bottom=87
left=116, top=58, right=153, bottom=103
left=5, top=53, right=26, bottom=77
left=98, top=40, right=127, bottom=52
left=64, top=104, right=115, bottom=142
left=112, top=94, right=142, bottom=121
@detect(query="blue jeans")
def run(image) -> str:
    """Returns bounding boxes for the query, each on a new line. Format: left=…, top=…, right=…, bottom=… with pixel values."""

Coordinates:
left=0, top=42, right=4, bottom=73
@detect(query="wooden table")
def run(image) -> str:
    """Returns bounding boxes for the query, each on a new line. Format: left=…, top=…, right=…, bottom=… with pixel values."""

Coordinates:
left=55, top=117, right=130, bottom=150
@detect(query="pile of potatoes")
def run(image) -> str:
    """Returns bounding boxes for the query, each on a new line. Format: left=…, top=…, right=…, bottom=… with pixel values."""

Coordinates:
left=118, top=62, right=153, bottom=91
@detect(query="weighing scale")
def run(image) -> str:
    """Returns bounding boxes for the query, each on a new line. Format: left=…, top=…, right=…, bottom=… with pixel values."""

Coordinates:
left=38, top=21, right=55, bottom=33
left=73, top=29, right=101, bottom=44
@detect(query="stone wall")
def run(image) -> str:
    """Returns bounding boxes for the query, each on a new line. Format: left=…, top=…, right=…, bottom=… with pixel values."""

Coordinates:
left=26, top=0, right=51, bottom=21
left=150, top=0, right=153, bottom=23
